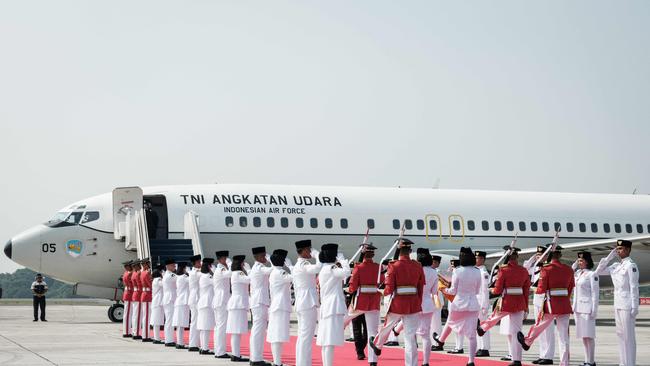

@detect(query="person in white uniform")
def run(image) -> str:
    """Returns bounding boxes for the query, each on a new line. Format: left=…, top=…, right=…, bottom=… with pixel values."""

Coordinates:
left=317, top=243, right=352, bottom=366
left=187, top=254, right=202, bottom=352
left=249, top=246, right=273, bottom=366
left=445, top=259, right=466, bottom=355
left=571, top=251, right=599, bottom=366
left=416, top=248, right=437, bottom=366
left=475, top=251, right=491, bottom=358
left=227, top=255, right=251, bottom=362
left=430, top=255, right=444, bottom=352
left=595, top=239, right=639, bottom=366
left=161, top=258, right=177, bottom=347
left=150, top=265, right=165, bottom=344
left=172, top=262, right=190, bottom=349
left=292, top=239, right=322, bottom=366
left=523, top=246, right=555, bottom=365
left=212, top=250, right=232, bottom=359
left=267, top=249, right=293, bottom=366
left=196, top=257, right=215, bottom=355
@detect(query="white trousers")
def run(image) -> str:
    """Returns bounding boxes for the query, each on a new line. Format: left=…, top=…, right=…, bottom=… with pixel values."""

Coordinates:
left=231, top=333, right=241, bottom=357
left=374, top=312, right=420, bottom=366
left=250, top=306, right=269, bottom=362
left=163, top=304, right=174, bottom=344
left=481, top=311, right=524, bottom=361
left=477, top=309, right=490, bottom=350
left=271, top=342, right=283, bottom=365
left=431, top=308, right=442, bottom=338
left=214, top=307, right=228, bottom=356
left=455, top=333, right=465, bottom=350
left=321, top=345, right=334, bottom=366
left=534, top=304, right=555, bottom=359
left=131, top=301, right=141, bottom=337
left=141, top=302, right=151, bottom=339
left=122, top=300, right=132, bottom=335
left=524, top=313, right=570, bottom=366
left=188, top=305, right=199, bottom=348
left=200, top=330, right=211, bottom=351
left=344, top=309, right=380, bottom=362
left=417, top=312, right=434, bottom=365
left=615, top=308, right=636, bottom=366
left=296, top=308, right=318, bottom=366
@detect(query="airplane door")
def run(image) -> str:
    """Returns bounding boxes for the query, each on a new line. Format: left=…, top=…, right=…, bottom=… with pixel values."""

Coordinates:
left=448, top=214, right=465, bottom=243
left=425, top=214, right=442, bottom=242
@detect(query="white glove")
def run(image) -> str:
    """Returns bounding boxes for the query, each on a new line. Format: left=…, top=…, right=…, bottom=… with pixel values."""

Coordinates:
left=310, top=248, right=319, bottom=259
left=226, top=257, right=232, bottom=266
left=284, top=257, right=293, bottom=268
left=631, top=308, right=639, bottom=317
left=265, top=253, right=271, bottom=263
left=243, top=262, right=251, bottom=272
left=606, top=248, right=618, bottom=262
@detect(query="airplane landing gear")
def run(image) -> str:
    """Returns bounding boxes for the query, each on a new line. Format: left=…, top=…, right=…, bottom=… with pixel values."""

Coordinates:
left=108, top=303, right=124, bottom=323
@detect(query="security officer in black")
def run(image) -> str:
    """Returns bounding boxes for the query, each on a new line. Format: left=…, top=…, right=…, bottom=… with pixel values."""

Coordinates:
left=31, top=273, right=48, bottom=321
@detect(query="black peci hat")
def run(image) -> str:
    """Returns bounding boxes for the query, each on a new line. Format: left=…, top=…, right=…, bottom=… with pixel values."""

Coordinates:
left=252, top=246, right=266, bottom=255
left=270, top=249, right=288, bottom=267
left=189, top=254, right=202, bottom=263
left=202, top=257, right=214, bottom=265
left=474, top=251, right=487, bottom=258
left=320, top=243, right=339, bottom=263
left=431, top=255, right=442, bottom=262
left=215, top=250, right=229, bottom=258
left=164, top=258, right=176, bottom=265
left=232, top=255, right=246, bottom=262
left=295, top=239, right=312, bottom=250
left=616, top=239, right=632, bottom=248
left=416, top=248, right=433, bottom=267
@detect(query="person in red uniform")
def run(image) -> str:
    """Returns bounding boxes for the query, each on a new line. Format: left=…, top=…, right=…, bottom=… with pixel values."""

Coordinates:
left=122, top=261, right=134, bottom=337
left=477, top=246, right=530, bottom=366
left=131, top=260, right=143, bottom=340
left=370, top=238, right=424, bottom=366
left=518, top=245, right=575, bottom=366
left=344, top=244, right=383, bottom=366
left=139, top=259, right=153, bottom=342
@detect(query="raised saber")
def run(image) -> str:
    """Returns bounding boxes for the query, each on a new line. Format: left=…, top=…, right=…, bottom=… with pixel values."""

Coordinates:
left=488, top=232, right=519, bottom=285
left=377, top=223, right=406, bottom=283
left=349, top=227, right=371, bottom=263
left=534, top=230, right=561, bottom=268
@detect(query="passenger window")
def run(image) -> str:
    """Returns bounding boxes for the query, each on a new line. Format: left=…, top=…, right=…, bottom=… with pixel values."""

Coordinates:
left=296, top=218, right=304, bottom=228
left=566, top=223, right=574, bottom=232
left=591, top=223, right=598, bottom=233
left=481, top=220, right=489, bottom=231
left=340, top=218, right=348, bottom=229
left=267, top=217, right=275, bottom=228
left=417, top=219, right=425, bottom=230
left=530, top=222, right=538, bottom=232
left=518, top=221, right=526, bottom=231
left=239, top=217, right=248, bottom=227
left=637, top=224, right=643, bottom=233
left=494, top=221, right=502, bottom=231
left=452, top=220, right=461, bottom=231
left=310, top=218, right=318, bottom=228
left=467, top=220, right=475, bottom=231
left=325, top=218, right=333, bottom=229
left=626, top=224, right=632, bottom=233
left=430, top=220, right=439, bottom=231
left=404, top=219, right=413, bottom=230
left=225, top=216, right=234, bottom=227
left=281, top=217, right=289, bottom=228
left=603, top=223, right=611, bottom=233
left=615, top=223, right=621, bottom=233
left=647, top=224, right=650, bottom=233
left=554, top=222, right=561, bottom=231
left=392, top=219, right=400, bottom=230
left=81, top=211, right=100, bottom=224
left=542, top=222, right=550, bottom=232
left=506, top=221, right=514, bottom=231
left=253, top=217, right=261, bottom=227
left=367, top=219, right=375, bottom=229
left=579, top=223, right=586, bottom=233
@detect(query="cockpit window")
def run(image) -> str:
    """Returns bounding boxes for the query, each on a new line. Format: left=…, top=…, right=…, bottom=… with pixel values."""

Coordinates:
left=81, top=211, right=100, bottom=224
left=45, top=211, right=87, bottom=227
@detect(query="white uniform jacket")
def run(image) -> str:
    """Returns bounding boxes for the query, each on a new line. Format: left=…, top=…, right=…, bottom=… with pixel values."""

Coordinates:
left=227, top=271, right=251, bottom=311
left=250, top=262, right=273, bottom=309
left=597, top=256, right=639, bottom=311
left=197, top=272, right=214, bottom=310
left=572, top=268, right=599, bottom=315
left=188, top=267, right=200, bottom=307
left=446, top=266, right=481, bottom=312
left=151, top=277, right=163, bottom=308
left=318, top=262, right=351, bottom=318
left=269, top=267, right=293, bottom=313
left=175, top=273, right=190, bottom=306
left=212, top=263, right=231, bottom=309
left=421, top=266, right=437, bottom=313
left=292, top=256, right=322, bottom=312
left=162, top=271, right=177, bottom=306
left=476, top=265, right=491, bottom=314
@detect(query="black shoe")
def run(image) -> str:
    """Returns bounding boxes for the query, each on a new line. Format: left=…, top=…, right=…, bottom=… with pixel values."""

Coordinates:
left=508, top=362, right=522, bottom=366
left=447, top=349, right=464, bottom=354
left=199, top=350, right=214, bottom=355
left=467, top=363, right=475, bottom=366
left=356, top=354, right=365, bottom=360
left=188, top=347, right=200, bottom=352
left=431, top=345, right=444, bottom=351
left=501, top=356, right=512, bottom=361
left=164, top=342, right=176, bottom=347
left=370, top=363, right=377, bottom=366
left=142, top=338, right=153, bottom=343
left=368, top=336, right=382, bottom=356
left=175, top=344, right=187, bottom=349
left=133, top=336, right=142, bottom=340
left=532, top=359, right=542, bottom=364
left=432, top=332, right=445, bottom=348
left=383, top=341, right=399, bottom=347
left=216, top=353, right=231, bottom=358
left=152, top=340, right=163, bottom=344
left=475, top=349, right=490, bottom=357
left=231, top=355, right=249, bottom=362
left=41, top=319, right=47, bottom=322
left=345, top=337, right=354, bottom=342
left=249, top=362, right=267, bottom=366
left=476, top=319, right=485, bottom=337
left=122, top=334, right=131, bottom=338
left=423, top=364, right=429, bottom=366
left=537, top=360, right=553, bottom=365
left=516, top=331, right=530, bottom=351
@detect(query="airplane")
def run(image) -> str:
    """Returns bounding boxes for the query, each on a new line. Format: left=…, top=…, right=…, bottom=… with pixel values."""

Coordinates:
left=4, top=184, right=650, bottom=322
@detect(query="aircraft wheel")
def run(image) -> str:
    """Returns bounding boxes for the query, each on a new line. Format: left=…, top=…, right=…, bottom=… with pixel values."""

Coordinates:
left=108, top=303, right=124, bottom=323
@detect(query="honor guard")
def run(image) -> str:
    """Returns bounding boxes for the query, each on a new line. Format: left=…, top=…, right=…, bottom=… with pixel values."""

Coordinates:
left=381, top=258, right=399, bottom=347
left=292, top=239, right=322, bottom=366
left=212, top=250, right=232, bottom=359
left=571, top=251, right=599, bottom=366
left=162, top=258, right=178, bottom=347
left=197, top=257, right=215, bottom=355
left=430, top=255, right=444, bottom=352
left=370, top=238, right=425, bottom=366
left=445, top=259, right=466, bottom=354
left=139, top=259, right=153, bottom=342
left=344, top=243, right=382, bottom=366
left=416, top=248, right=437, bottom=366
left=523, top=246, right=556, bottom=365
left=121, top=261, right=134, bottom=337
left=227, top=255, right=251, bottom=362
left=477, top=246, right=530, bottom=366
left=433, top=247, right=482, bottom=366
left=150, top=264, right=165, bottom=344
left=267, top=249, right=293, bottom=366
left=172, top=262, right=190, bottom=349
left=595, top=239, right=639, bottom=366
left=187, top=254, right=202, bottom=351
left=317, top=244, right=351, bottom=366
left=518, top=245, right=575, bottom=366
left=475, top=251, right=491, bottom=357
left=131, top=260, right=143, bottom=340
left=249, top=246, right=273, bottom=366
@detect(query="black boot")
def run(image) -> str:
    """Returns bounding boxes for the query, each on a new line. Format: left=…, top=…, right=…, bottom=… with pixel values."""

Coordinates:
left=476, top=319, right=485, bottom=337
left=516, top=331, right=530, bottom=351
left=368, top=336, right=382, bottom=356
left=432, top=332, right=445, bottom=348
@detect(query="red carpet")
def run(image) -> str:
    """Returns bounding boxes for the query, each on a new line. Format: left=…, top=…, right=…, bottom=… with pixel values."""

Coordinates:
left=157, top=329, right=521, bottom=366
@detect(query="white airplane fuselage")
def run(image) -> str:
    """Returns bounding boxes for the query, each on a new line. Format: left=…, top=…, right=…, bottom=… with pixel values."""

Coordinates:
left=6, top=184, right=650, bottom=295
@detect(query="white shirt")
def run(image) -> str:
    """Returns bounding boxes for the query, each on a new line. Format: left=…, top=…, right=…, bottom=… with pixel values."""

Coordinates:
left=269, top=266, right=293, bottom=313
left=421, top=267, right=437, bottom=313
left=175, top=273, right=190, bottom=306
left=197, top=272, right=214, bottom=310
left=572, top=268, right=599, bottom=315
left=212, top=262, right=232, bottom=308
left=597, top=255, right=639, bottom=310
left=188, top=267, right=201, bottom=307
left=249, top=261, right=273, bottom=308
left=476, top=264, right=491, bottom=312
left=318, top=262, right=351, bottom=318
left=151, top=277, right=163, bottom=307
left=31, top=281, right=48, bottom=294
left=292, top=256, right=322, bottom=312
left=162, top=270, right=177, bottom=306
left=445, top=266, right=481, bottom=312
left=227, top=271, right=251, bottom=310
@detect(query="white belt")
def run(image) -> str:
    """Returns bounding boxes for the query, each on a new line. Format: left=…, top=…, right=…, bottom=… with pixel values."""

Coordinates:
left=132, top=287, right=139, bottom=291
left=142, top=288, right=151, bottom=291
left=549, top=288, right=568, bottom=296
left=359, top=286, right=377, bottom=294
left=396, top=286, right=417, bottom=295
left=504, top=287, right=523, bottom=295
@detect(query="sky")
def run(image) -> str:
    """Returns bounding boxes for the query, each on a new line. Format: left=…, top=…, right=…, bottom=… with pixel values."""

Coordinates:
left=1, top=1, right=649, bottom=273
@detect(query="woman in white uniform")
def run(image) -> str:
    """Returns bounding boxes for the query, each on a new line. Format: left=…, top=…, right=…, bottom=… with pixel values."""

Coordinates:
left=172, top=262, right=190, bottom=349
left=267, top=249, right=293, bottom=366
left=197, top=258, right=215, bottom=355
left=227, top=255, right=251, bottom=362
left=149, top=266, right=165, bottom=344
left=572, top=251, right=599, bottom=366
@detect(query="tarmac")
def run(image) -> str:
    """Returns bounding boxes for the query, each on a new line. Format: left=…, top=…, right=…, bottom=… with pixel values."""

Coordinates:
left=0, top=302, right=649, bottom=366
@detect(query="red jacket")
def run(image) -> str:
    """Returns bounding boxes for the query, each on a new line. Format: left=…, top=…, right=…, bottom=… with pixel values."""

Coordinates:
left=536, top=259, right=575, bottom=315
left=122, top=270, right=133, bottom=302
left=140, top=270, right=152, bottom=302
left=348, top=259, right=383, bottom=311
left=384, top=255, right=425, bottom=315
left=131, top=271, right=142, bottom=303
left=493, top=261, right=531, bottom=312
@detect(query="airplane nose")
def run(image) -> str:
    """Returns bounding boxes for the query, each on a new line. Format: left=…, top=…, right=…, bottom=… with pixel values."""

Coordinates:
left=4, top=240, right=11, bottom=259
